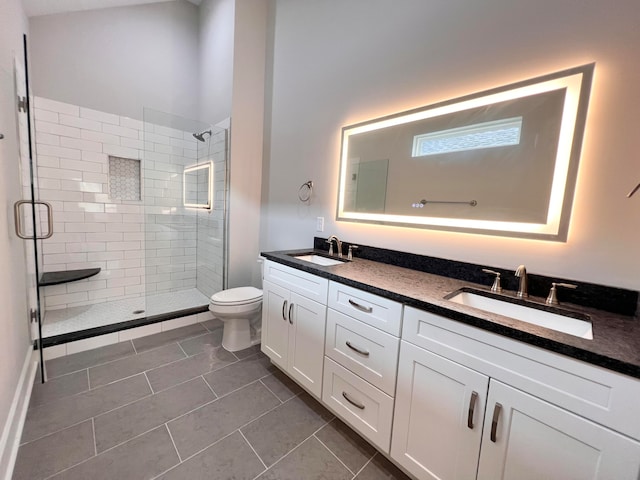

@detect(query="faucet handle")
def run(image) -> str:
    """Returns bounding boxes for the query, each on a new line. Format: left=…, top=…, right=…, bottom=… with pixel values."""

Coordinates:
left=546, top=282, right=577, bottom=305
left=325, top=239, right=334, bottom=256
left=347, top=245, right=359, bottom=260
left=482, top=269, right=502, bottom=293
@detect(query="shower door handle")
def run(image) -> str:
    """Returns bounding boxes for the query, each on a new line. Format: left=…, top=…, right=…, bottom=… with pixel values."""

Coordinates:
left=14, top=200, right=54, bottom=239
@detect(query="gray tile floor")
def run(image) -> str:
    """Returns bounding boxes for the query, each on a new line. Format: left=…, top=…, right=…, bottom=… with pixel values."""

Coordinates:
left=14, top=320, right=412, bottom=480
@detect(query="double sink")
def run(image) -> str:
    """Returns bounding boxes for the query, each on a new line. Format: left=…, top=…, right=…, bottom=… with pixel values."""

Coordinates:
left=289, top=252, right=593, bottom=340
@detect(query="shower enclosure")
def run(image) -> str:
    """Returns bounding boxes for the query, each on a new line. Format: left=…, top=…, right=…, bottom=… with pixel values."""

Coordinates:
left=27, top=102, right=229, bottom=348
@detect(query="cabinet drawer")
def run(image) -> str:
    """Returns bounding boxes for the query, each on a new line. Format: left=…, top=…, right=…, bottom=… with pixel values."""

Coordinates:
left=328, top=281, right=402, bottom=336
left=322, top=357, right=394, bottom=453
left=402, top=306, right=640, bottom=441
left=264, top=260, right=328, bottom=303
left=325, top=309, right=400, bottom=396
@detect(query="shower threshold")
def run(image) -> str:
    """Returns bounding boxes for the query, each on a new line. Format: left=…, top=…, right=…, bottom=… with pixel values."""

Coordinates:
left=41, top=288, right=211, bottom=347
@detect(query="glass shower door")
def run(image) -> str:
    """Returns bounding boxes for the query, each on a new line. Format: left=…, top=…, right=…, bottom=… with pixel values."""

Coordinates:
left=10, top=35, right=47, bottom=381
left=142, top=108, right=228, bottom=318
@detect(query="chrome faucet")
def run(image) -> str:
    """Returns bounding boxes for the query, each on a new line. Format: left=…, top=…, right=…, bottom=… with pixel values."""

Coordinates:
left=326, top=235, right=343, bottom=258
left=515, top=265, right=528, bottom=298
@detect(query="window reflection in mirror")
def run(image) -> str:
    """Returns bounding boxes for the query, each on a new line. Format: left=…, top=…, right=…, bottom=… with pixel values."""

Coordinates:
left=337, top=64, right=594, bottom=241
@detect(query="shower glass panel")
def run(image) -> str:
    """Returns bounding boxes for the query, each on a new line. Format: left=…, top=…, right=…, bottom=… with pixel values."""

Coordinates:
left=142, top=108, right=228, bottom=318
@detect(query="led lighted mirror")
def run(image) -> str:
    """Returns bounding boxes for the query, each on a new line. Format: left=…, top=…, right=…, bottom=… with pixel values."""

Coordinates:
left=183, top=162, right=213, bottom=209
left=337, top=64, right=594, bottom=241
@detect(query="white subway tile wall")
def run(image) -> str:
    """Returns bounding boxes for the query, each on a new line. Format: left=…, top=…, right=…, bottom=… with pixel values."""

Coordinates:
left=33, top=97, right=227, bottom=313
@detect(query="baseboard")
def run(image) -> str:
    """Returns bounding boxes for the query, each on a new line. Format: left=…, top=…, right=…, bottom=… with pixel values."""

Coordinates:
left=0, top=347, right=37, bottom=480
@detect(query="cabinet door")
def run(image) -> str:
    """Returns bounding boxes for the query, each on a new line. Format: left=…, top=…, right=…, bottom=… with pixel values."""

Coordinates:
left=478, top=379, right=640, bottom=480
left=391, top=341, right=489, bottom=480
left=287, top=292, right=327, bottom=398
left=261, top=280, right=290, bottom=370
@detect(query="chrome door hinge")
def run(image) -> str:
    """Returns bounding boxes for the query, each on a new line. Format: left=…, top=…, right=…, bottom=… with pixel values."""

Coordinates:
left=17, top=96, right=28, bottom=113
left=30, top=308, right=38, bottom=323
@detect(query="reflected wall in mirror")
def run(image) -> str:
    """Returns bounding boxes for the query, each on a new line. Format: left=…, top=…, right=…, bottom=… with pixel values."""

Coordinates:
left=184, top=162, right=213, bottom=209
left=337, top=64, right=594, bottom=241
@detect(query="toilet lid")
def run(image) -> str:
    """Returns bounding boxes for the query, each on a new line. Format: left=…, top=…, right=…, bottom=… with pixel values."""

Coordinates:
left=210, top=286, right=262, bottom=305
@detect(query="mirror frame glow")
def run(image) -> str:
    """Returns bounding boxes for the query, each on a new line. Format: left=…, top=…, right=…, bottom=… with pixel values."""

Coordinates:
left=183, top=162, right=213, bottom=209
left=336, top=64, right=594, bottom=241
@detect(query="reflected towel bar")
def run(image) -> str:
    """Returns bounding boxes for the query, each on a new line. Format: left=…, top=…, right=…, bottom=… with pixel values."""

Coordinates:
left=411, top=199, right=478, bottom=208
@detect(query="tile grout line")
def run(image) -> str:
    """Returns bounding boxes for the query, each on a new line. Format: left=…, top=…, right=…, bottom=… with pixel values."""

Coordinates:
left=247, top=409, right=335, bottom=480
left=91, top=417, right=97, bottom=456
left=239, top=429, right=269, bottom=471
left=21, top=380, right=159, bottom=447
left=314, top=433, right=356, bottom=476
left=175, top=340, right=189, bottom=357
left=86, top=368, right=91, bottom=390
left=164, top=423, right=183, bottom=463
left=50, top=331, right=203, bottom=381
left=166, top=383, right=295, bottom=468
left=163, top=378, right=283, bottom=439
left=143, top=371, right=155, bottom=394
left=200, top=375, right=218, bottom=397
left=48, top=328, right=209, bottom=382
left=146, top=349, right=240, bottom=395
left=353, top=453, right=376, bottom=478
left=46, top=348, right=139, bottom=381
left=40, top=422, right=166, bottom=480
left=88, top=346, right=192, bottom=390
left=258, top=378, right=284, bottom=404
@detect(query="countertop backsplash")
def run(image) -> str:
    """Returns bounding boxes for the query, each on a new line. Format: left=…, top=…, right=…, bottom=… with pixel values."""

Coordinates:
left=313, top=237, right=639, bottom=317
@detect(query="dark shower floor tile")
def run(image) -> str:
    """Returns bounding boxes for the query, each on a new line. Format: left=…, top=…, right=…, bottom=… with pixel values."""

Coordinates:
left=14, top=334, right=409, bottom=480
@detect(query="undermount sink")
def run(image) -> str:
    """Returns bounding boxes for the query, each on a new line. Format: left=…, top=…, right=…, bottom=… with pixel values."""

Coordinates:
left=292, top=254, right=346, bottom=266
left=447, top=289, right=593, bottom=340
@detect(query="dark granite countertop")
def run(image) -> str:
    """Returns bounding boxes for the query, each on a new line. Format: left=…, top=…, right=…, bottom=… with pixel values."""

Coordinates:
left=262, top=248, right=640, bottom=380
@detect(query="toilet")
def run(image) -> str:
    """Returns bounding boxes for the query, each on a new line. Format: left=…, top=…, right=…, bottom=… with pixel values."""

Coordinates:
left=209, top=286, right=263, bottom=352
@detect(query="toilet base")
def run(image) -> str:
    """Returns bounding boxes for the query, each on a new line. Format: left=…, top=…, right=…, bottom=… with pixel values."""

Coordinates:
left=221, top=317, right=260, bottom=352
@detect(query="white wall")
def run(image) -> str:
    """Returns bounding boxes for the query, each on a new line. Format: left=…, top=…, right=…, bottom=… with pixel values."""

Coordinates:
left=227, top=0, right=268, bottom=288
left=262, top=0, right=640, bottom=291
left=198, top=0, right=235, bottom=124
left=28, top=0, right=200, bottom=121
left=0, top=0, right=32, bottom=466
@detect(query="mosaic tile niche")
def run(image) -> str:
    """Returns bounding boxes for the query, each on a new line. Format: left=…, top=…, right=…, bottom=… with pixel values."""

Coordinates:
left=109, top=156, right=141, bottom=201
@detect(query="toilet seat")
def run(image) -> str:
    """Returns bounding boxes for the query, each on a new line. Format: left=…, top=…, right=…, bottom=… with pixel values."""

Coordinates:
left=210, top=287, right=262, bottom=306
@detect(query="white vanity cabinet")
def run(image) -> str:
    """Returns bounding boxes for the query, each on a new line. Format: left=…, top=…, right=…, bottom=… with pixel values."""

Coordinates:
left=391, top=341, right=489, bottom=480
left=477, top=379, right=640, bottom=480
left=391, top=306, right=640, bottom=480
left=322, top=282, right=402, bottom=453
left=261, top=260, right=328, bottom=398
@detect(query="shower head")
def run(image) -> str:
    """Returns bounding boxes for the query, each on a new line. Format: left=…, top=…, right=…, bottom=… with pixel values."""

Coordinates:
left=193, top=129, right=212, bottom=142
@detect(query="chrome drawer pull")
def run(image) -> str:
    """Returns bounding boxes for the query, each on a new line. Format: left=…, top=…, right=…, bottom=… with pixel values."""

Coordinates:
left=288, top=303, right=294, bottom=324
left=467, top=391, right=478, bottom=429
left=490, top=403, right=502, bottom=442
left=346, top=341, right=370, bottom=356
left=342, top=391, right=365, bottom=410
left=348, top=299, right=373, bottom=313
left=282, top=300, right=288, bottom=321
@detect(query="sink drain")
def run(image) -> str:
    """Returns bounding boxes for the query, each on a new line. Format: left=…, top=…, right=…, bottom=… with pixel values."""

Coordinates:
left=133, top=310, right=145, bottom=314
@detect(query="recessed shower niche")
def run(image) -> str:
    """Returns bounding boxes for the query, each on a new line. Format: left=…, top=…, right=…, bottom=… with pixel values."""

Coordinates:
left=108, top=156, right=141, bottom=201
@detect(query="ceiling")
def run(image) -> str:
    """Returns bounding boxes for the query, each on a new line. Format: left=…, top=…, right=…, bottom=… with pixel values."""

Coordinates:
left=22, top=0, right=202, bottom=17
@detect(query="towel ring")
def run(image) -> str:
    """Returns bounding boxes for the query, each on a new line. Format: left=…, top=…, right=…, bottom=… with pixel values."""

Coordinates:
left=298, top=181, right=313, bottom=202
